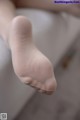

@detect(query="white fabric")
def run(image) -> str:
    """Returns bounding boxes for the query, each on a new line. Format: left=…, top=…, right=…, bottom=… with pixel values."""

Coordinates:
left=0, top=9, right=80, bottom=119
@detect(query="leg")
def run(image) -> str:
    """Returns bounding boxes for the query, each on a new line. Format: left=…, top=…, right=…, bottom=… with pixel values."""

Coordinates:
left=0, top=0, right=16, bottom=41
left=0, top=0, right=57, bottom=94
left=16, top=0, right=68, bottom=12
left=16, top=0, right=80, bottom=17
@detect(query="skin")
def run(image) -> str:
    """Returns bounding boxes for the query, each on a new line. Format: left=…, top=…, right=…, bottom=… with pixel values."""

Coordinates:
left=0, top=0, right=80, bottom=95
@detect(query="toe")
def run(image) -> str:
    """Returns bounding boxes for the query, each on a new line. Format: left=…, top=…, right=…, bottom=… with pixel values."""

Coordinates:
left=36, top=82, right=42, bottom=90
left=20, top=76, right=33, bottom=85
left=45, top=75, right=57, bottom=93
left=31, top=80, right=37, bottom=87
left=30, top=80, right=42, bottom=91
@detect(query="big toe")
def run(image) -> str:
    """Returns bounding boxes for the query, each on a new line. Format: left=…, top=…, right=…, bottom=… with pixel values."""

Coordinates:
left=44, top=75, right=57, bottom=94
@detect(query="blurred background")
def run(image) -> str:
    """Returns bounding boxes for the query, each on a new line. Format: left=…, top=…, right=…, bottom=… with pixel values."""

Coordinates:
left=0, top=8, right=80, bottom=120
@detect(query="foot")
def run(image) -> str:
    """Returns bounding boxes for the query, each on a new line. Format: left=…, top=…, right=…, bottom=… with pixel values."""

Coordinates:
left=7, top=16, right=57, bottom=95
